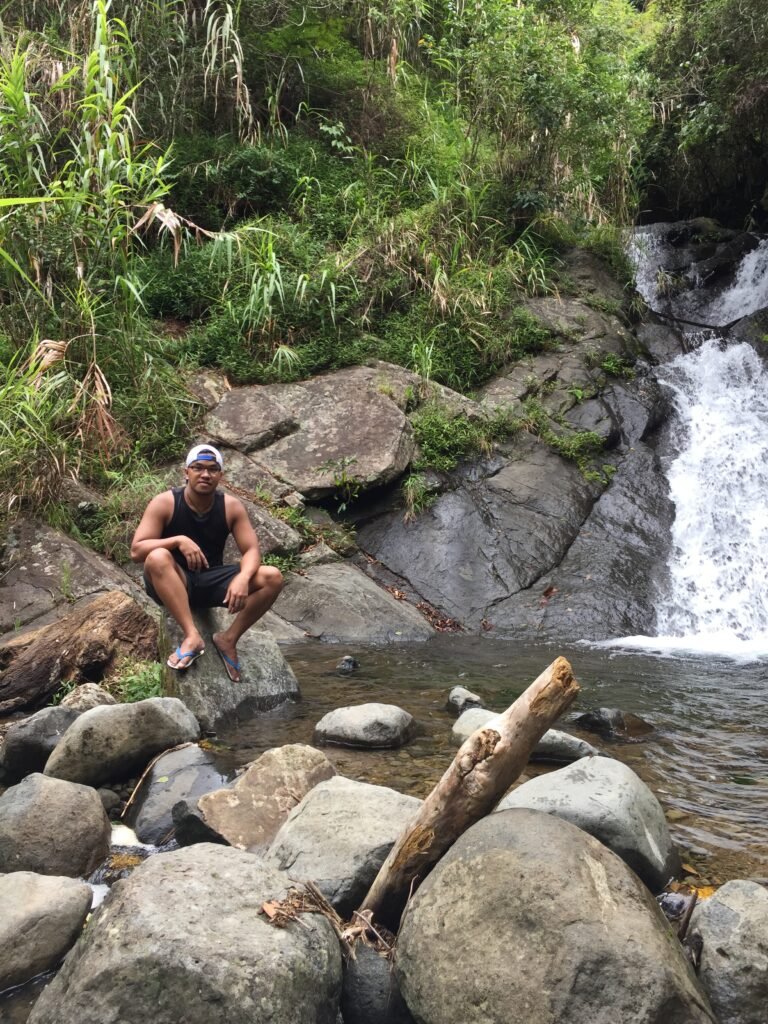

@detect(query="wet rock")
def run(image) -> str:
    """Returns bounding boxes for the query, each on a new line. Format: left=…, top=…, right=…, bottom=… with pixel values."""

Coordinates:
left=44, top=697, right=200, bottom=788
left=314, top=704, right=415, bottom=749
left=342, top=945, right=415, bottom=1024
left=0, top=773, right=110, bottom=877
left=128, top=743, right=228, bottom=846
left=445, top=686, right=483, bottom=717
left=176, top=744, right=336, bottom=852
left=0, top=872, right=92, bottom=990
left=336, top=655, right=359, bottom=675
left=0, top=706, right=81, bottom=780
left=275, top=564, right=433, bottom=642
left=452, top=711, right=598, bottom=762
left=450, top=706, right=496, bottom=742
left=574, top=706, right=654, bottom=741
left=689, top=880, right=768, bottom=1024
left=497, top=755, right=680, bottom=891
left=166, top=609, right=300, bottom=732
left=27, top=845, right=343, bottom=1024
left=60, top=683, right=117, bottom=711
left=268, top=777, right=421, bottom=917
left=395, top=809, right=715, bottom=1024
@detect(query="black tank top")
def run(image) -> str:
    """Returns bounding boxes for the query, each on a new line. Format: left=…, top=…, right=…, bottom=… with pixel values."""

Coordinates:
left=163, top=487, right=230, bottom=568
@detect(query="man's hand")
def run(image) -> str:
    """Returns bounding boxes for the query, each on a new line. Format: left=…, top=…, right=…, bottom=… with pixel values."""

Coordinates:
left=177, top=537, right=209, bottom=572
left=224, top=571, right=250, bottom=614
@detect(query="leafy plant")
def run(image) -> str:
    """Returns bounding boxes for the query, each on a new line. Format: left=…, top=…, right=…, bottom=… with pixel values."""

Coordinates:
left=108, top=659, right=164, bottom=702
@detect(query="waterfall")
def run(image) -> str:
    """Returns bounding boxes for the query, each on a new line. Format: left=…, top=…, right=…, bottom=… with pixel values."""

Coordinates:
left=610, top=226, right=768, bottom=657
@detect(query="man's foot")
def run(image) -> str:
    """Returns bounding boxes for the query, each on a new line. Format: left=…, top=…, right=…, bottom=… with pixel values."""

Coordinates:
left=212, top=632, right=241, bottom=682
left=167, top=634, right=205, bottom=671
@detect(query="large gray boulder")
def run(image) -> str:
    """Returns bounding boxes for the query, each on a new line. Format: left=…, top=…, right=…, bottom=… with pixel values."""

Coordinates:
left=268, top=777, right=421, bottom=916
left=166, top=609, right=301, bottom=732
left=497, top=755, right=680, bottom=891
left=176, top=744, right=336, bottom=851
left=27, top=844, right=342, bottom=1024
left=689, top=880, right=768, bottom=1024
left=0, top=706, right=81, bottom=780
left=0, top=872, right=92, bottom=990
left=44, top=698, right=200, bottom=787
left=396, top=809, right=714, bottom=1024
left=314, top=704, right=416, bottom=749
left=203, top=387, right=298, bottom=453
left=128, top=743, right=228, bottom=845
left=274, top=564, right=433, bottom=642
left=0, top=773, right=110, bottom=877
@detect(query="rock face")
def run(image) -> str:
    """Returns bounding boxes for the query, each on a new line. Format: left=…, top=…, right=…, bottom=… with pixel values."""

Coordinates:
left=27, top=844, right=343, bottom=1024
left=274, top=564, right=433, bottom=642
left=314, top=704, right=416, bottom=749
left=0, top=773, right=110, bottom=877
left=177, top=744, right=336, bottom=852
left=395, top=809, right=715, bottom=1024
left=166, top=609, right=301, bottom=732
left=0, top=706, right=81, bottom=780
left=497, top=755, right=680, bottom=891
left=268, top=777, right=421, bottom=916
left=0, top=872, right=92, bottom=990
left=44, top=697, right=200, bottom=787
left=689, top=880, right=768, bottom=1024
left=129, top=743, right=228, bottom=845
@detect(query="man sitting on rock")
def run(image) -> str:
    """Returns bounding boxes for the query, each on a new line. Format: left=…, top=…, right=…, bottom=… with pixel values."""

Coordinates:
left=131, top=444, right=283, bottom=682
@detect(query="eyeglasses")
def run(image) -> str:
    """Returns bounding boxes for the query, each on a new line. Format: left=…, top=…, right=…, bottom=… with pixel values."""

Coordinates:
left=188, top=463, right=221, bottom=475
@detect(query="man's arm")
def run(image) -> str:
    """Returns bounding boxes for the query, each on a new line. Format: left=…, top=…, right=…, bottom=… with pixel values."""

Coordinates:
left=130, top=492, right=209, bottom=571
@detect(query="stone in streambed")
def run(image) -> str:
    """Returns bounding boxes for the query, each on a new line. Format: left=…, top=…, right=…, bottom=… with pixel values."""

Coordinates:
left=689, top=880, right=768, bottom=1024
left=43, top=697, right=200, bottom=788
left=395, top=809, right=715, bottom=1024
left=573, top=705, right=654, bottom=740
left=0, top=773, right=110, bottom=877
left=27, top=844, right=342, bottom=1024
left=497, top=755, right=680, bottom=892
left=268, top=776, right=421, bottom=917
left=0, top=872, right=92, bottom=991
left=0, top=706, right=81, bottom=780
left=445, top=686, right=483, bottom=717
left=451, top=709, right=599, bottom=762
left=314, top=704, right=415, bottom=749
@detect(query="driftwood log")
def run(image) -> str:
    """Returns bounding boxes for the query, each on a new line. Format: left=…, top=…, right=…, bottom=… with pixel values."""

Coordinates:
left=358, top=656, right=580, bottom=931
left=0, top=591, right=158, bottom=714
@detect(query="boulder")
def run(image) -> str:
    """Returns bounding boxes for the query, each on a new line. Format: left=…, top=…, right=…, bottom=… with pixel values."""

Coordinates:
left=60, top=683, right=117, bottom=711
left=27, top=844, right=343, bottom=1024
left=268, top=777, right=421, bottom=916
left=0, top=872, right=92, bottom=990
left=274, top=564, right=433, bottom=642
left=342, top=945, right=415, bottom=1024
left=0, top=706, right=81, bottom=779
left=176, top=744, right=336, bottom=852
left=203, top=387, right=298, bottom=452
left=314, top=704, right=416, bottom=749
left=166, top=609, right=300, bottom=732
left=452, top=711, right=598, bottom=762
left=44, top=697, right=200, bottom=788
left=450, top=707, right=497, bottom=742
left=128, top=743, right=228, bottom=845
left=395, top=809, right=715, bottom=1024
left=497, top=755, right=680, bottom=891
left=689, top=880, right=768, bottom=1024
left=445, top=686, right=483, bottom=717
left=0, top=773, right=110, bottom=877
left=222, top=495, right=303, bottom=561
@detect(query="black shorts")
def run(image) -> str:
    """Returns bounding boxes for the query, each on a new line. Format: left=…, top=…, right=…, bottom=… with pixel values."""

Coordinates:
left=143, top=563, right=240, bottom=609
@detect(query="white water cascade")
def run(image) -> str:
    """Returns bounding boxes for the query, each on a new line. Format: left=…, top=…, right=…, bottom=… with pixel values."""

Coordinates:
left=613, top=227, right=768, bottom=658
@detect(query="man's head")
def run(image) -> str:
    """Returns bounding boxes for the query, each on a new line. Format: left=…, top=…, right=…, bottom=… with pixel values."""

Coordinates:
left=184, top=444, right=224, bottom=490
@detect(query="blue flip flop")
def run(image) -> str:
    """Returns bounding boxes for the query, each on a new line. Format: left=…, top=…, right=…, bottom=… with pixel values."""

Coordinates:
left=213, top=639, right=241, bottom=682
left=167, top=646, right=205, bottom=671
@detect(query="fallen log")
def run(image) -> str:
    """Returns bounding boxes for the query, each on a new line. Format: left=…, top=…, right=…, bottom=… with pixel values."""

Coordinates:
left=0, top=591, right=158, bottom=714
left=358, top=656, right=580, bottom=931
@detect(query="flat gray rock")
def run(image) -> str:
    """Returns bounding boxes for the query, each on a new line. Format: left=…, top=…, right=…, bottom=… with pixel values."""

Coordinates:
left=396, top=809, right=714, bottom=1024
left=689, top=880, right=768, bottom=1024
left=0, top=872, right=92, bottom=990
left=44, top=698, right=200, bottom=787
left=497, top=755, right=680, bottom=891
left=0, top=773, right=110, bottom=877
left=268, top=776, right=421, bottom=916
left=27, top=845, right=342, bottom=1024
left=204, top=387, right=298, bottom=453
left=274, top=564, right=433, bottom=642
left=315, top=704, right=415, bottom=749
left=0, top=706, right=81, bottom=780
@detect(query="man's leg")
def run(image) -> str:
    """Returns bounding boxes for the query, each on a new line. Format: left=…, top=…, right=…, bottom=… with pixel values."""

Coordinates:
left=212, top=565, right=284, bottom=681
left=143, top=549, right=204, bottom=668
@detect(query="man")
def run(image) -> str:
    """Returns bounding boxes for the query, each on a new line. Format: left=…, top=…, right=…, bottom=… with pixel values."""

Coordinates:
left=131, top=444, right=283, bottom=682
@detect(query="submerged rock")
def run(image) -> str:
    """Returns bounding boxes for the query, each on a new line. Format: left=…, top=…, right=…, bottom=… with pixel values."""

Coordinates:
left=314, top=704, right=416, bottom=749
left=574, top=706, right=654, bottom=741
